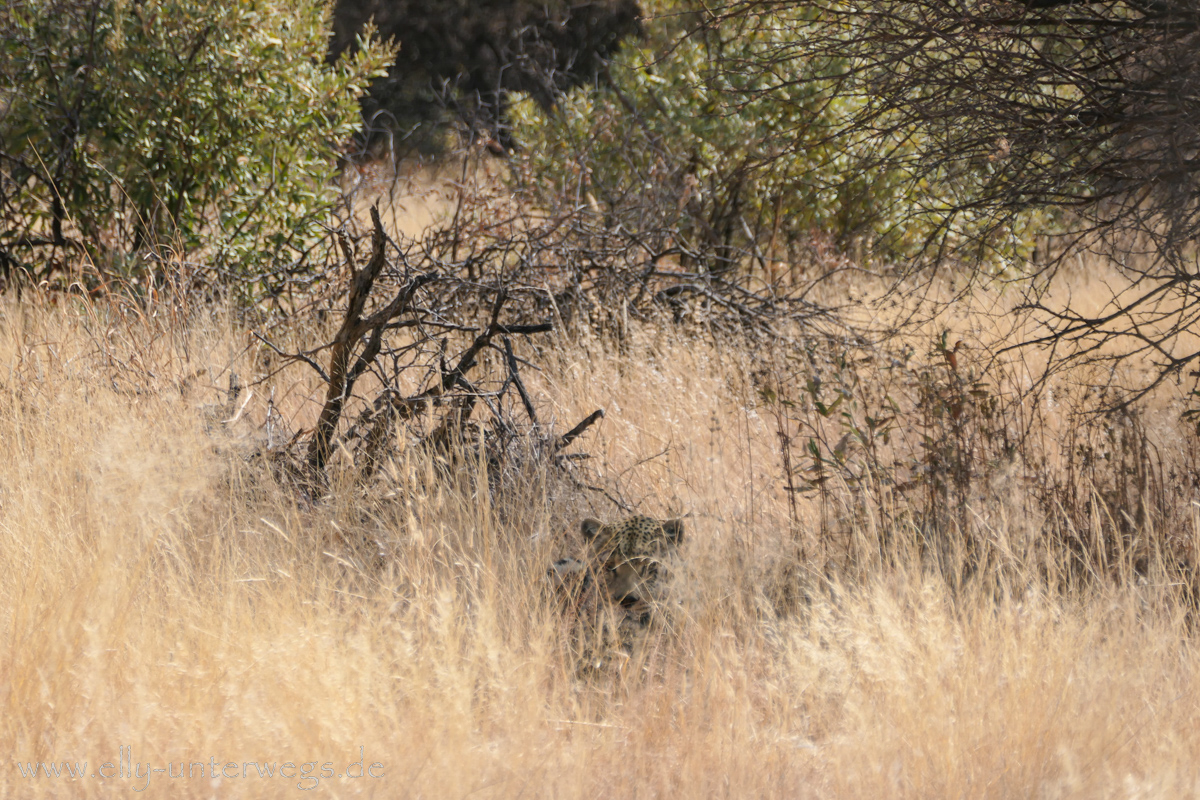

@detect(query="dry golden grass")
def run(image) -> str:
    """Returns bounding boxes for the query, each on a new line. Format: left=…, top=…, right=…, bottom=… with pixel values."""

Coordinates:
left=0, top=284, right=1198, bottom=799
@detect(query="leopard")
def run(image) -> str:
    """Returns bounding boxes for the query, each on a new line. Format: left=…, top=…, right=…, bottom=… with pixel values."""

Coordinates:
left=547, top=515, right=685, bottom=673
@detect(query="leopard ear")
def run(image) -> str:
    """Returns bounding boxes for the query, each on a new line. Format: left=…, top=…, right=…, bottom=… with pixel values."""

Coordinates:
left=580, top=518, right=603, bottom=540
left=662, top=519, right=684, bottom=546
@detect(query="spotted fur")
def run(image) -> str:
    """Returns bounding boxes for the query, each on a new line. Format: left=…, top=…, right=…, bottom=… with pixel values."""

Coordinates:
left=548, top=516, right=685, bottom=673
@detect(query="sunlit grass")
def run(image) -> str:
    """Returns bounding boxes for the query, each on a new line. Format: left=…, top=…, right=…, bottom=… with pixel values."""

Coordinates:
left=0, top=286, right=1198, bottom=798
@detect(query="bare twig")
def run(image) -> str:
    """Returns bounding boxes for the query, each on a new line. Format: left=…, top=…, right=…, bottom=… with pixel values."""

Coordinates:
left=504, top=336, right=538, bottom=424
left=251, top=331, right=330, bottom=384
left=557, top=409, right=605, bottom=452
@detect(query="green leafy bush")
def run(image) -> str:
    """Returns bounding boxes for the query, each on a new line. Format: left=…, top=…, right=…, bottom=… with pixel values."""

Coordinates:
left=509, top=1, right=1045, bottom=274
left=0, top=0, right=391, bottom=279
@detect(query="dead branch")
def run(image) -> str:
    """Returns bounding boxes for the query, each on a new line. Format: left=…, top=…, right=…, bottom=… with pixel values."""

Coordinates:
left=307, top=205, right=435, bottom=472
left=557, top=409, right=605, bottom=452
left=251, top=331, right=330, bottom=384
left=504, top=336, right=538, bottom=423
